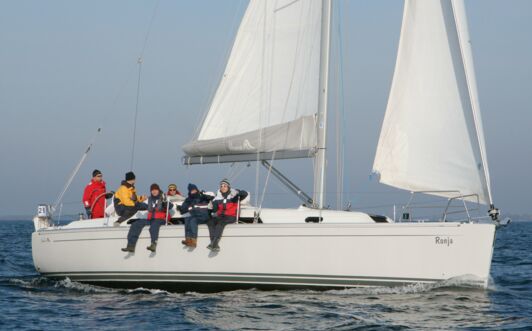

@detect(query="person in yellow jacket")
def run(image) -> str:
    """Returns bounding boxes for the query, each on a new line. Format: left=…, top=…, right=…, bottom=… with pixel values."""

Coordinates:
left=113, top=171, right=147, bottom=227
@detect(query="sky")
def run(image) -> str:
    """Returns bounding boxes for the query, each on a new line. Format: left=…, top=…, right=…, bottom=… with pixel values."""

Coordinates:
left=0, top=0, right=531, bottom=218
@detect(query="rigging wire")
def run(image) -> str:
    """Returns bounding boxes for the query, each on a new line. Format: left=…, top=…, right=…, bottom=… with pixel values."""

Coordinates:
left=335, top=0, right=346, bottom=210
left=52, top=128, right=102, bottom=213
left=51, top=1, right=160, bottom=212
left=130, top=57, right=143, bottom=171
left=129, top=0, right=160, bottom=171
left=255, top=0, right=269, bottom=211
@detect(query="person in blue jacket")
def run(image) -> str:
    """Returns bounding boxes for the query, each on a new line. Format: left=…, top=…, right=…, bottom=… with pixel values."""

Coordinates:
left=179, top=183, right=214, bottom=248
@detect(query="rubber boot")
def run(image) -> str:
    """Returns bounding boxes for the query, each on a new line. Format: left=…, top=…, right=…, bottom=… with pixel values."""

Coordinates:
left=189, top=238, right=197, bottom=248
left=146, top=242, right=157, bottom=252
left=121, top=245, right=135, bottom=253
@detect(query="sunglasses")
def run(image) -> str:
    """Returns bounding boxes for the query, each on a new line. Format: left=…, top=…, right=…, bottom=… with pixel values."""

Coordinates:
left=169, top=189, right=176, bottom=192
left=220, top=184, right=229, bottom=187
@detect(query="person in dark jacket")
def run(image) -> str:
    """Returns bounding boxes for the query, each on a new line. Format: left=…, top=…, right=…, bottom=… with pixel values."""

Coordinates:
left=121, top=183, right=172, bottom=253
left=179, top=183, right=214, bottom=248
left=207, top=179, right=248, bottom=251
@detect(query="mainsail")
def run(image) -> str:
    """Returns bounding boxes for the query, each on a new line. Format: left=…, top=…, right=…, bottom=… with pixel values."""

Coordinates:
left=372, top=0, right=493, bottom=205
left=183, top=1, right=323, bottom=165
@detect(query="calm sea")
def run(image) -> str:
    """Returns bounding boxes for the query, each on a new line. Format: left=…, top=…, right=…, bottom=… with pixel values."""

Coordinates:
left=0, top=220, right=530, bottom=330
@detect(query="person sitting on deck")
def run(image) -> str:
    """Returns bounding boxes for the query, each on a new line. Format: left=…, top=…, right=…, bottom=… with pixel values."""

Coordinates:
left=180, top=183, right=214, bottom=248
left=207, top=179, right=248, bottom=252
left=82, top=169, right=113, bottom=219
left=121, top=183, right=173, bottom=253
left=113, top=171, right=147, bottom=227
left=166, top=183, right=184, bottom=202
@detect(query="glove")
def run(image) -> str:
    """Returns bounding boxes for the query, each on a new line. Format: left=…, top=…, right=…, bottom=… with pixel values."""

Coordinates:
left=85, top=207, right=91, bottom=218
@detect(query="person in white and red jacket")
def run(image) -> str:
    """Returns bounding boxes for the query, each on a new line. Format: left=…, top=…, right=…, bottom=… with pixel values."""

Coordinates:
left=207, top=179, right=248, bottom=252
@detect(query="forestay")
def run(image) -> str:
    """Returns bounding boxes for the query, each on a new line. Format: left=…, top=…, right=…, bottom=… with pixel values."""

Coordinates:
left=372, top=0, right=492, bottom=205
left=183, top=0, right=322, bottom=164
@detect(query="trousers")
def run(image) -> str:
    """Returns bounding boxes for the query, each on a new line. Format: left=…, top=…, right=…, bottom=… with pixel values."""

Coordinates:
left=185, top=215, right=208, bottom=239
left=207, top=217, right=236, bottom=243
left=126, top=219, right=166, bottom=247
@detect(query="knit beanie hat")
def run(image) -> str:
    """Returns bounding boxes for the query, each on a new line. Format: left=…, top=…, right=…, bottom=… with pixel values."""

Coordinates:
left=125, top=171, right=136, bottom=181
left=92, top=169, right=102, bottom=177
left=150, top=183, right=160, bottom=191
left=220, top=178, right=230, bottom=187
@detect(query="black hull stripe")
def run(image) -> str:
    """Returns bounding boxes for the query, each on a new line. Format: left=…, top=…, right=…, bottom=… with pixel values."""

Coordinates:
left=43, top=272, right=454, bottom=290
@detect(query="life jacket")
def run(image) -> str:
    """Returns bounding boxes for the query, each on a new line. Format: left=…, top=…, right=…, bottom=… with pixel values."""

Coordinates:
left=214, top=189, right=240, bottom=218
left=147, top=194, right=171, bottom=221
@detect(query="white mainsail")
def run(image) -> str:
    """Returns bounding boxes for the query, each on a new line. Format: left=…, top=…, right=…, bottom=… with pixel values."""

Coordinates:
left=183, top=0, right=323, bottom=164
left=373, top=0, right=492, bottom=205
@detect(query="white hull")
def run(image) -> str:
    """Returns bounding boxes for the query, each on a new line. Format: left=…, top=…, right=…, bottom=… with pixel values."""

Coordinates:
left=32, top=214, right=496, bottom=291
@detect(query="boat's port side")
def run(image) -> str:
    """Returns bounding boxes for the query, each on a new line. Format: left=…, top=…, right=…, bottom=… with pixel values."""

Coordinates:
left=32, top=222, right=495, bottom=291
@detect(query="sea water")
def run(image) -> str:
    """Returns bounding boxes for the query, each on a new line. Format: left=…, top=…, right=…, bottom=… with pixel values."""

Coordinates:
left=0, top=220, right=530, bottom=330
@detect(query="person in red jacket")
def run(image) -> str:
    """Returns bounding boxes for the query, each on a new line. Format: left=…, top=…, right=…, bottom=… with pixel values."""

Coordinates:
left=82, top=169, right=112, bottom=219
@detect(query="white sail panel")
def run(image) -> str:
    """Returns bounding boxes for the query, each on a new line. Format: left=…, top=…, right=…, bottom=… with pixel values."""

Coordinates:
left=372, top=0, right=491, bottom=204
left=184, top=0, right=322, bottom=159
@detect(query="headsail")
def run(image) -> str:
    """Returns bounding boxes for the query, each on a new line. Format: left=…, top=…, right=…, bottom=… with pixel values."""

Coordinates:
left=183, top=0, right=323, bottom=165
left=372, top=0, right=493, bottom=205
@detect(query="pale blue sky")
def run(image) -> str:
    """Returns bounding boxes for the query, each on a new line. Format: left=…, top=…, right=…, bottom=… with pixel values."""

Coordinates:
left=0, top=0, right=530, bottom=217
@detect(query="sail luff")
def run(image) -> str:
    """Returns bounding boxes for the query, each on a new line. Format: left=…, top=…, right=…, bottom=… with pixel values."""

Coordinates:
left=313, top=0, right=332, bottom=209
left=451, top=0, right=493, bottom=205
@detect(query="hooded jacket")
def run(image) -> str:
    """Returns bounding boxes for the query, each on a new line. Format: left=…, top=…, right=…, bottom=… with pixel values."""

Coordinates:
left=180, top=184, right=214, bottom=220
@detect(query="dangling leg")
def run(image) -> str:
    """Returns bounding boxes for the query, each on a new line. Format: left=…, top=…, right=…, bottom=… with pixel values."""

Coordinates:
left=122, top=219, right=147, bottom=252
left=147, top=219, right=164, bottom=252
left=212, top=218, right=235, bottom=251
left=207, top=218, right=217, bottom=250
left=182, top=217, right=192, bottom=246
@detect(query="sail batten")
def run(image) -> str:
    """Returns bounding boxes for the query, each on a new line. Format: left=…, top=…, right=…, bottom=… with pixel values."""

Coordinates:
left=373, top=0, right=492, bottom=205
left=183, top=0, right=322, bottom=160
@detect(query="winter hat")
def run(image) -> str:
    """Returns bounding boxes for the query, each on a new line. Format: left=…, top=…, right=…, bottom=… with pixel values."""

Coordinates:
left=220, top=178, right=230, bottom=187
left=188, top=183, right=199, bottom=193
left=92, top=169, right=102, bottom=177
left=150, top=183, right=160, bottom=191
left=125, top=171, right=136, bottom=181
left=168, top=184, right=177, bottom=190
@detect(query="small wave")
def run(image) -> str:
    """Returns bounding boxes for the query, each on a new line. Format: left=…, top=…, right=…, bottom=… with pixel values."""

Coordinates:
left=124, top=287, right=171, bottom=295
left=318, top=275, right=489, bottom=296
left=54, top=277, right=115, bottom=294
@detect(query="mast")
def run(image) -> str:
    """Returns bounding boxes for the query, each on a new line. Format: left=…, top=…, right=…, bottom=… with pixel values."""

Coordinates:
left=313, top=0, right=332, bottom=209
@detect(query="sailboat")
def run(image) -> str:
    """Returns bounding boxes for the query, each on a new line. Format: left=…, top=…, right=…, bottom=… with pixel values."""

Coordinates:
left=32, top=0, right=503, bottom=291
